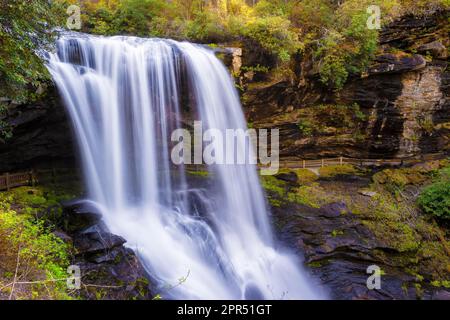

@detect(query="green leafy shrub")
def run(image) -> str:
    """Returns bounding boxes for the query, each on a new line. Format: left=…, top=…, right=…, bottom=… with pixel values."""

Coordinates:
left=0, top=205, right=71, bottom=299
left=242, top=15, right=301, bottom=63
left=0, top=0, right=65, bottom=102
left=418, top=172, right=450, bottom=220
left=241, top=64, right=270, bottom=73
left=0, top=184, right=81, bottom=299
left=314, top=11, right=378, bottom=90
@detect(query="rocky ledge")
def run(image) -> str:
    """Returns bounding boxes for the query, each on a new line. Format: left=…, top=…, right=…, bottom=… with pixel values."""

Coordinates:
left=57, top=200, right=153, bottom=300
left=264, top=162, right=450, bottom=300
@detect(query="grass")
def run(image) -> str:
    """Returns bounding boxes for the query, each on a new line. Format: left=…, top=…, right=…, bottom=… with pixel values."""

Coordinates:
left=0, top=184, right=81, bottom=300
left=0, top=202, right=72, bottom=299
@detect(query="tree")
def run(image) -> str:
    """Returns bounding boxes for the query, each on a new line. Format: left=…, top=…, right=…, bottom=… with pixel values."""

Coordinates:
left=0, top=0, right=63, bottom=102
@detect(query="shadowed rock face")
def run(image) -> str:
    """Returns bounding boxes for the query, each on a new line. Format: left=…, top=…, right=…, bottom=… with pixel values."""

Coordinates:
left=0, top=86, right=76, bottom=172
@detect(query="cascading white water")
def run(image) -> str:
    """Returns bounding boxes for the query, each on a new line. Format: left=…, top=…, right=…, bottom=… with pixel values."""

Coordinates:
left=46, top=33, right=322, bottom=300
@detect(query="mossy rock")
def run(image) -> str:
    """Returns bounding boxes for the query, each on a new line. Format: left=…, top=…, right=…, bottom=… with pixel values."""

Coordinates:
left=276, top=168, right=319, bottom=186
left=319, top=164, right=362, bottom=179
left=292, top=169, right=319, bottom=185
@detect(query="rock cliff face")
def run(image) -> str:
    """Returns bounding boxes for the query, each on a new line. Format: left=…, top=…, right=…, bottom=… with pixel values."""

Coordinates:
left=242, top=10, right=449, bottom=160
left=0, top=85, right=76, bottom=172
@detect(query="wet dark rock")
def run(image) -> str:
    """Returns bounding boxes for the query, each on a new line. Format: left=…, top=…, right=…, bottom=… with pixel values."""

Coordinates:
left=275, top=171, right=299, bottom=186
left=185, top=189, right=213, bottom=218
left=91, top=249, right=121, bottom=264
left=74, top=246, right=152, bottom=300
left=244, top=284, right=265, bottom=300
left=368, top=54, right=426, bottom=75
left=61, top=200, right=102, bottom=233
left=53, top=230, right=72, bottom=243
left=319, top=202, right=348, bottom=218
left=418, top=41, right=448, bottom=59
left=59, top=200, right=153, bottom=299
left=73, top=232, right=126, bottom=256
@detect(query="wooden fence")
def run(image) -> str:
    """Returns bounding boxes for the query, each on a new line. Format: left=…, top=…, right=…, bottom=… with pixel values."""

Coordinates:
left=0, top=153, right=444, bottom=192
left=0, top=171, right=35, bottom=191
left=277, top=153, right=444, bottom=170
left=0, top=168, right=80, bottom=191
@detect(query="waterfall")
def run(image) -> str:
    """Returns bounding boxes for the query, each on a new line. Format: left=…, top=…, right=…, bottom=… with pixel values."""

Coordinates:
left=46, top=33, right=321, bottom=300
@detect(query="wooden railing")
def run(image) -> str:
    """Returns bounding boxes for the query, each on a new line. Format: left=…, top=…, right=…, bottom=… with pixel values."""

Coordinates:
left=277, top=153, right=444, bottom=170
left=0, top=168, right=80, bottom=191
left=0, top=153, right=445, bottom=192
left=0, top=171, right=35, bottom=191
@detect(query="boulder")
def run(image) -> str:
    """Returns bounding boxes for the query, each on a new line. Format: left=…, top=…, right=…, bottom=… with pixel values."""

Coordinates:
left=73, top=231, right=126, bottom=256
left=62, top=200, right=102, bottom=233
left=368, top=54, right=427, bottom=75
left=52, top=230, right=72, bottom=243
left=319, top=202, right=349, bottom=218
left=74, top=246, right=152, bottom=300
left=275, top=171, right=299, bottom=185
left=418, top=41, right=448, bottom=59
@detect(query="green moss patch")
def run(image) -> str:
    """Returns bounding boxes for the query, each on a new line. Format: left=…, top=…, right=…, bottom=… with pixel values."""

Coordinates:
left=319, top=164, right=362, bottom=179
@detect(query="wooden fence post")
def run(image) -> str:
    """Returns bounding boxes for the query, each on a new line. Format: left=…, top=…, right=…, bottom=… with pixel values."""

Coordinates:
left=340, top=157, right=343, bottom=165
left=302, top=160, right=306, bottom=169
left=5, top=172, right=10, bottom=191
left=29, top=170, right=35, bottom=187
left=321, top=159, right=325, bottom=168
